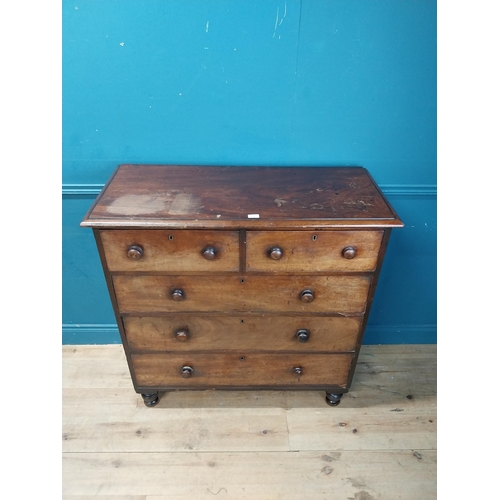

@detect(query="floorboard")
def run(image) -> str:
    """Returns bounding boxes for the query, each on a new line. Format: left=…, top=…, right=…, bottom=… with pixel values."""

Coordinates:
left=62, top=344, right=437, bottom=499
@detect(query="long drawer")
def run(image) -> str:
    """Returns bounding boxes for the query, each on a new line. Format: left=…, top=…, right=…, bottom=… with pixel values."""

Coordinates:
left=123, top=315, right=362, bottom=352
left=131, top=352, right=354, bottom=388
left=113, top=275, right=372, bottom=313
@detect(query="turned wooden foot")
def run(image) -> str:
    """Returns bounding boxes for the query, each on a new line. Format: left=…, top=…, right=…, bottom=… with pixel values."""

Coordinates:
left=325, top=392, right=343, bottom=406
left=141, top=392, right=159, bottom=407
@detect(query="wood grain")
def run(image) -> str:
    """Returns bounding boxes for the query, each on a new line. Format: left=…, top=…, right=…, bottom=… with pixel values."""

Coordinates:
left=63, top=497, right=146, bottom=500
left=62, top=345, right=436, bottom=498
left=63, top=450, right=436, bottom=499
left=124, top=315, right=361, bottom=352
left=287, top=405, right=436, bottom=451
left=113, top=275, right=371, bottom=313
left=62, top=390, right=289, bottom=452
left=81, top=165, right=403, bottom=228
left=246, top=230, right=384, bottom=272
left=130, top=352, right=353, bottom=388
left=62, top=345, right=133, bottom=389
left=100, top=229, right=240, bottom=272
left=81, top=166, right=403, bottom=408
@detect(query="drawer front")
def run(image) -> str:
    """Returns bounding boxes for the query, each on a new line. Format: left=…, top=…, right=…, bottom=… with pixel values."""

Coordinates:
left=113, top=275, right=371, bottom=313
left=100, top=230, right=240, bottom=272
left=131, top=353, right=353, bottom=388
left=246, top=230, right=384, bottom=272
left=124, top=315, right=361, bottom=352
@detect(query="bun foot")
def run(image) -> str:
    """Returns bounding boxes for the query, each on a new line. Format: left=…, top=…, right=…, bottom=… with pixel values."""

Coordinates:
left=325, top=392, right=343, bottom=407
left=141, top=392, right=159, bottom=407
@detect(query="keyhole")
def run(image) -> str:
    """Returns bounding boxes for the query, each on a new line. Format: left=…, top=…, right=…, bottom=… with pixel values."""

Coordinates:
left=312, top=234, right=317, bottom=241
left=240, top=278, right=245, bottom=283
left=169, top=235, right=174, bottom=241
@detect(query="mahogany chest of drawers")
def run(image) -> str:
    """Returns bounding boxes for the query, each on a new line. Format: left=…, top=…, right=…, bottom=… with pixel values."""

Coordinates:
left=81, top=165, right=403, bottom=407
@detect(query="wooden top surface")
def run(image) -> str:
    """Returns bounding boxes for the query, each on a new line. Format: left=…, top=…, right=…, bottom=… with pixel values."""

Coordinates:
left=81, top=165, right=403, bottom=229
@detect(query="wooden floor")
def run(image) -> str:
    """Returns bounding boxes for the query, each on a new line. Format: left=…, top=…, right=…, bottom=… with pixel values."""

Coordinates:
left=62, top=344, right=436, bottom=499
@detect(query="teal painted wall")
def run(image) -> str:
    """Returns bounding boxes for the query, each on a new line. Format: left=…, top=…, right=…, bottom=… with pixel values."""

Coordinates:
left=63, top=0, right=436, bottom=344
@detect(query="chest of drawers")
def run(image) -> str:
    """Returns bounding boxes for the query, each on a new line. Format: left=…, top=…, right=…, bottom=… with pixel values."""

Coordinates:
left=81, top=165, right=403, bottom=407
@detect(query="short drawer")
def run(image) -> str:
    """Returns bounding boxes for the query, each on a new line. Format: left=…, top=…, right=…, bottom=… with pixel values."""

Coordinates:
left=124, top=315, right=362, bottom=352
left=246, top=230, right=383, bottom=272
left=113, top=275, right=371, bottom=314
left=131, top=352, right=353, bottom=388
left=100, top=230, right=240, bottom=272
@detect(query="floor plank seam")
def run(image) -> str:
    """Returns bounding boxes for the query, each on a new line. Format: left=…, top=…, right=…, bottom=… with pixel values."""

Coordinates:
left=285, top=409, right=292, bottom=451
left=62, top=448, right=436, bottom=455
left=62, top=345, right=436, bottom=497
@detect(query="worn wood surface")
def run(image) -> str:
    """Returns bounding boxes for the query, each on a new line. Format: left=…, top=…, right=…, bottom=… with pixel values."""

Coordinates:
left=113, top=274, right=371, bottom=314
left=83, top=166, right=402, bottom=411
left=62, top=344, right=436, bottom=499
left=81, top=165, right=403, bottom=229
left=63, top=450, right=436, bottom=499
left=124, top=315, right=361, bottom=352
left=101, top=229, right=240, bottom=272
left=246, top=230, right=384, bottom=273
left=130, top=352, right=353, bottom=388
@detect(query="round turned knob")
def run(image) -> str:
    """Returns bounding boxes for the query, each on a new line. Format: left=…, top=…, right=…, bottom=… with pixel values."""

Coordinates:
left=296, top=329, right=310, bottom=343
left=293, top=366, right=303, bottom=376
left=269, top=247, right=283, bottom=260
left=175, top=329, right=189, bottom=341
left=171, top=289, right=185, bottom=301
left=300, top=289, right=315, bottom=303
left=181, top=365, right=194, bottom=378
left=127, top=245, right=143, bottom=260
left=202, top=246, right=216, bottom=260
left=342, top=246, right=357, bottom=259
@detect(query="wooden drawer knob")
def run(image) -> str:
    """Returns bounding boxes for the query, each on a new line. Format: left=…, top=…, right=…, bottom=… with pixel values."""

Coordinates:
left=300, top=289, right=315, bottom=303
left=127, top=245, right=143, bottom=260
left=269, top=247, right=283, bottom=260
left=202, top=246, right=216, bottom=260
left=171, top=289, right=185, bottom=301
left=175, top=328, right=189, bottom=341
left=296, top=329, right=310, bottom=343
left=181, top=365, right=194, bottom=378
left=293, top=366, right=303, bottom=376
left=342, top=246, right=357, bottom=259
